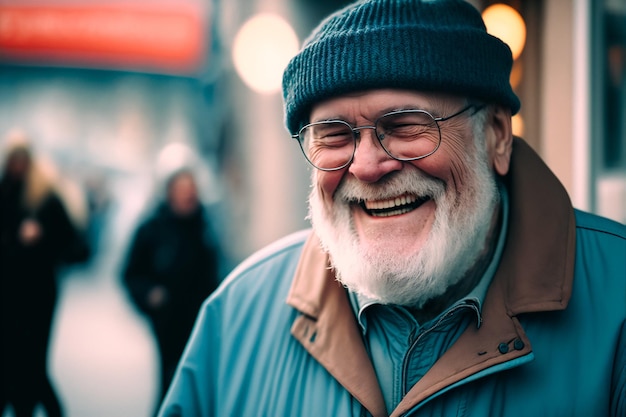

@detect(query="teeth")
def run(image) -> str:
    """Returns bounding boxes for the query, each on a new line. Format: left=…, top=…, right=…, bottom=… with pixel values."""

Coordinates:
left=365, top=194, right=417, bottom=210
left=373, top=207, right=413, bottom=217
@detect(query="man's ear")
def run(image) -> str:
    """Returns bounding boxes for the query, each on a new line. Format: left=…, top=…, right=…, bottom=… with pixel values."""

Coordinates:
left=488, top=106, right=513, bottom=176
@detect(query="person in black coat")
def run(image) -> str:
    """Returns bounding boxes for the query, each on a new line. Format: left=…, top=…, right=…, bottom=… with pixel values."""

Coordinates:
left=121, top=168, right=222, bottom=415
left=0, top=133, right=88, bottom=417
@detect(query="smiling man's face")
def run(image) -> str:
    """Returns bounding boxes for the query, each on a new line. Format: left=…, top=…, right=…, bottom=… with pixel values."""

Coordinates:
left=307, top=89, right=512, bottom=307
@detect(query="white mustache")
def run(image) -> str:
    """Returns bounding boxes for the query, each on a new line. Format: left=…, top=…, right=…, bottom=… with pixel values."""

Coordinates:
left=333, top=168, right=445, bottom=204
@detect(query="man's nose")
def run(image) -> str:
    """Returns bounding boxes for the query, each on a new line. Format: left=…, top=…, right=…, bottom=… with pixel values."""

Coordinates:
left=348, top=128, right=402, bottom=182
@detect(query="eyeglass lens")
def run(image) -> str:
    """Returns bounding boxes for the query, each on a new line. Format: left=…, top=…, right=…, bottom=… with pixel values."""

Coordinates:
left=298, top=110, right=440, bottom=170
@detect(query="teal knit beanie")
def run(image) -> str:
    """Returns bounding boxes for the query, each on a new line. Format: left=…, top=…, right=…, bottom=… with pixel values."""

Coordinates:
left=282, top=0, right=520, bottom=134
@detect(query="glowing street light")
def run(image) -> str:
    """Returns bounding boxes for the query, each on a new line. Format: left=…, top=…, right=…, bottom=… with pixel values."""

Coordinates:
left=482, top=4, right=527, bottom=60
left=232, top=13, right=299, bottom=94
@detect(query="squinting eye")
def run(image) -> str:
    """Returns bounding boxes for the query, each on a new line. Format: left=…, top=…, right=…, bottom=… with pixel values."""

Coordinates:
left=320, top=129, right=350, bottom=139
left=379, top=113, right=434, bottom=138
left=310, top=124, right=352, bottom=144
left=380, top=123, right=427, bottom=138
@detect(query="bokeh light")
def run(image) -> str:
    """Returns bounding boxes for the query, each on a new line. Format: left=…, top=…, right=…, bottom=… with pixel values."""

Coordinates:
left=232, top=13, right=299, bottom=94
left=482, top=4, right=527, bottom=60
left=512, top=114, right=525, bottom=137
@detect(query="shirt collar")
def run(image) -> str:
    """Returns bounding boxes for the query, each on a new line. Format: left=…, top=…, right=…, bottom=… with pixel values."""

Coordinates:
left=350, top=180, right=510, bottom=333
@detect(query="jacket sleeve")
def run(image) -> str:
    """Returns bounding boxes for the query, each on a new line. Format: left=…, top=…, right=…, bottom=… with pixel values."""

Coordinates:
left=156, top=298, right=218, bottom=416
left=611, top=320, right=626, bottom=417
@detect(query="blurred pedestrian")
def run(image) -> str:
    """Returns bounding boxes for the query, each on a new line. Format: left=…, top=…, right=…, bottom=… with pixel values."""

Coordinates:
left=0, top=130, right=89, bottom=417
left=121, top=168, right=222, bottom=416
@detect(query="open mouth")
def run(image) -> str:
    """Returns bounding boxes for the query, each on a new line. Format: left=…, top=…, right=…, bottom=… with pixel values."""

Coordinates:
left=358, top=194, right=431, bottom=217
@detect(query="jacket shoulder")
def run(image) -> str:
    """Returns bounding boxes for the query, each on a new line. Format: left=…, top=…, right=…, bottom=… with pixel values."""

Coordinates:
left=572, top=209, right=625, bottom=303
left=574, top=209, right=626, bottom=240
left=212, top=229, right=312, bottom=297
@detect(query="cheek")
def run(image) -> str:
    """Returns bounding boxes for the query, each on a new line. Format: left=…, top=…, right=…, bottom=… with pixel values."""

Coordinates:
left=410, top=133, right=475, bottom=191
left=315, top=170, right=345, bottom=206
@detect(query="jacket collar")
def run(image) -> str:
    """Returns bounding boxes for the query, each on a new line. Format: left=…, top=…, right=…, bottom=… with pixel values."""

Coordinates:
left=286, top=138, right=576, bottom=417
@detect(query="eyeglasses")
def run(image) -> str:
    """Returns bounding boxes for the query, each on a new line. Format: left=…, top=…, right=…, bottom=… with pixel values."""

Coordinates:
left=292, top=104, right=483, bottom=171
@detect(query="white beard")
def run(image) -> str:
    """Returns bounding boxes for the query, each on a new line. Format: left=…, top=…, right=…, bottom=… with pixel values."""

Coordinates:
left=307, top=129, right=500, bottom=307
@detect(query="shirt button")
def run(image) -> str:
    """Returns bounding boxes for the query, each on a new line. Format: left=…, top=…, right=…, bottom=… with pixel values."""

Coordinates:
left=498, top=342, right=509, bottom=354
left=513, top=339, right=525, bottom=350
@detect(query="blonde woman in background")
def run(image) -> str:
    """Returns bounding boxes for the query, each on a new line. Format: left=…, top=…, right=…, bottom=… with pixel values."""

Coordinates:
left=0, top=129, right=89, bottom=417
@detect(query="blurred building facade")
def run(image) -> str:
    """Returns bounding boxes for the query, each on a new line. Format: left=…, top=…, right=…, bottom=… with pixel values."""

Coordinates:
left=487, top=0, right=626, bottom=225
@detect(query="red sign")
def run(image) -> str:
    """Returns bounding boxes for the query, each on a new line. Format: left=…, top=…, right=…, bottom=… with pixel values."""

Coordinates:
left=0, top=1, right=209, bottom=75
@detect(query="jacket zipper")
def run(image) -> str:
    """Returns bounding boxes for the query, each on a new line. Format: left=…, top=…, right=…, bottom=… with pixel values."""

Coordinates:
left=401, top=303, right=480, bottom=395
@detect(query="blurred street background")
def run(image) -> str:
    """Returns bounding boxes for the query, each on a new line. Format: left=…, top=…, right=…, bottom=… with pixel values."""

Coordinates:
left=0, top=0, right=624, bottom=416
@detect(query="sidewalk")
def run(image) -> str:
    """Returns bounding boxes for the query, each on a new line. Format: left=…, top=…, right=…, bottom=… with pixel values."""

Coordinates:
left=51, top=260, right=158, bottom=417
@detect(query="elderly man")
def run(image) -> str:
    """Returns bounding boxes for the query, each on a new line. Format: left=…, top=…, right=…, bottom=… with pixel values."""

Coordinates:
left=157, top=0, right=626, bottom=416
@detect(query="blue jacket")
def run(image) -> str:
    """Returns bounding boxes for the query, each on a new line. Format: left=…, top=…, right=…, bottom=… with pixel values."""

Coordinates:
left=158, top=139, right=626, bottom=416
